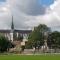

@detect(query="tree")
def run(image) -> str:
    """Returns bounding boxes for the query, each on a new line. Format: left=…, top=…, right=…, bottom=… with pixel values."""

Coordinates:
left=0, top=34, right=13, bottom=53
left=47, top=31, right=60, bottom=52
left=26, top=24, right=50, bottom=49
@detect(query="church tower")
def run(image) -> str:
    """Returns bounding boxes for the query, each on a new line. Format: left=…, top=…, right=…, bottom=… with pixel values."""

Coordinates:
left=10, top=16, right=14, bottom=42
left=11, top=16, right=14, bottom=30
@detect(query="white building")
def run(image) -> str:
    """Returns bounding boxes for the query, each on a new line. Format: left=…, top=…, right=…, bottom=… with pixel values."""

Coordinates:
left=0, top=16, right=32, bottom=43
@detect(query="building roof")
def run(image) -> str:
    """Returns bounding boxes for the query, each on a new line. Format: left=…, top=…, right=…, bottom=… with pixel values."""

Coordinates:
left=0, top=30, right=32, bottom=33
left=0, top=30, right=11, bottom=33
left=14, top=30, right=32, bottom=34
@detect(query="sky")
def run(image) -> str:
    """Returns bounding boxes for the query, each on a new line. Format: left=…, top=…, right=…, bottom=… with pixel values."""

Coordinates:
left=0, top=0, right=6, bottom=2
left=38, top=0, right=54, bottom=6
left=0, top=0, right=60, bottom=31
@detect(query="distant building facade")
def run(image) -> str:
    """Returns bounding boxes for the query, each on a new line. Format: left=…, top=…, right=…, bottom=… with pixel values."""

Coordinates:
left=0, top=16, right=32, bottom=42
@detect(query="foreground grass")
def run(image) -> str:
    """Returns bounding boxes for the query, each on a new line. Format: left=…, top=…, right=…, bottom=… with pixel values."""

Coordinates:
left=0, top=54, right=60, bottom=60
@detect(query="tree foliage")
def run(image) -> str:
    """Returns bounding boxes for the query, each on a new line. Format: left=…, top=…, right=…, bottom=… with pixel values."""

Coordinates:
left=47, top=31, right=60, bottom=49
left=0, top=34, right=13, bottom=52
left=26, top=24, right=50, bottom=49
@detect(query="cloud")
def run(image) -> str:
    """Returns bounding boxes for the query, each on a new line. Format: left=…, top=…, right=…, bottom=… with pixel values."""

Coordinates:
left=0, top=0, right=60, bottom=31
left=7, top=0, right=48, bottom=29
left=16, top=0, right=46, bottom=16
left=11, top=0, right=53, bottom=29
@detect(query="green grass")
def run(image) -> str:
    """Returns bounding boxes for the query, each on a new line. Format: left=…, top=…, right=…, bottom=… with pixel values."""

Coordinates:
left=0, top=54, right=60, bottom=60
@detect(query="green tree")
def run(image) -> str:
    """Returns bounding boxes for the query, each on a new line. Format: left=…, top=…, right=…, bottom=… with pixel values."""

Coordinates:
left=0, top=34, right=13, bottom=53
left=26, top=24, right=50, bottom=49
left=47, top=31, right=60, bottom=52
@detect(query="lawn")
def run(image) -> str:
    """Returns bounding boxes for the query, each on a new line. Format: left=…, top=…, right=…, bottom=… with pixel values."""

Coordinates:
left=0, top=54, right=60, bottom=60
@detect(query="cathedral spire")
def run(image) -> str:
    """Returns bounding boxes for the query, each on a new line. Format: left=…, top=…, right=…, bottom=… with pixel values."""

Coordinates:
left=11, top=16, right=14, bottom=30
left=10, top=16, right=14, bottom=42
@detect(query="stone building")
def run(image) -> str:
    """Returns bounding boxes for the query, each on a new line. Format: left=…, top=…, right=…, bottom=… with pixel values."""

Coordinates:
left=0, top=16, right=32, bottom=44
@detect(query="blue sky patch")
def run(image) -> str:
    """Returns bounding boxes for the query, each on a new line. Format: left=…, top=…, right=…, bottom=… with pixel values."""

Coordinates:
left=0, top=0, right=6, bottom=2
left=38, top=0, right=54, bottom=6
left=0, top=0, right=6, bottom=5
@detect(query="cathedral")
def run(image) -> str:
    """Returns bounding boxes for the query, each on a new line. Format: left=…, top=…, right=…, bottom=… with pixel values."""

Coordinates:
left=0, top=16, right=32, bottom=43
